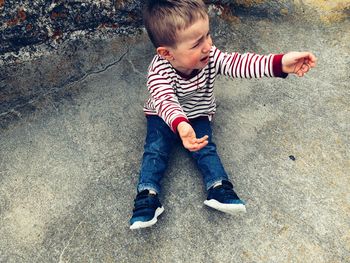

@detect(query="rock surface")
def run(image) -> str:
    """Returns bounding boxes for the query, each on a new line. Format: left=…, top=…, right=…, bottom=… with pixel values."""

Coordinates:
left=1, top=0, right=349, bottom=54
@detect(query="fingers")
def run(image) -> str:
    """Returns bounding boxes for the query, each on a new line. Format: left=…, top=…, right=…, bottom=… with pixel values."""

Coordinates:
left=297, top=51, right=316, bottom=61
left=196, top=135, right=209, bottom=143
left=296, top=59, right=313, bottom=77
left=296, top=70, right=304, bottom=77
left=283, top=51, right=317, bottom=75
left=184, top=135, right=209, bottom=152
left=187, top=140, right=208, bottom=152
left=307, top=52, right=317, bottom=64
left=295, top=52, right=317, bottom=77
left=301, top=52, right=317, bottom=69
left=304, top=57, right=317, bottom=69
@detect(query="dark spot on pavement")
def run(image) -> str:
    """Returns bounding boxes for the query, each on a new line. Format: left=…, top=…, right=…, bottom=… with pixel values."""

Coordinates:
left=289, top=155, right=296, bottom=161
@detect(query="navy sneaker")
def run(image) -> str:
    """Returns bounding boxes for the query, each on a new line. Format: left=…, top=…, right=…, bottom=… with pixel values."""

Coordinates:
left=204, top=180, right=246, bottom=214
left=130, top=190, right=164, bottom=230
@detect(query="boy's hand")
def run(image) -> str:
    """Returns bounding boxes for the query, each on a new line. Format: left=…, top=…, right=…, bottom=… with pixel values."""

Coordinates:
left=177, top=122, right=209, bottom=152
left=282, top=52, right=317, bottom=77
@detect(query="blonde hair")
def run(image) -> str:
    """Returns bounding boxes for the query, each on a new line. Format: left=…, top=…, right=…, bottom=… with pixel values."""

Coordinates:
left=143, top=0, right=208, bottom=48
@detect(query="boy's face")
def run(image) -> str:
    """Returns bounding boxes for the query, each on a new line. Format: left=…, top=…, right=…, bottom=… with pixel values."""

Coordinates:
left=159, top=16, right=212, bottom=76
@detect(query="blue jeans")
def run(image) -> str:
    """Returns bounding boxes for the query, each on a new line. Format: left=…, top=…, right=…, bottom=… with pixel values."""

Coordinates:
left=137, top=115, right=229, bottom=194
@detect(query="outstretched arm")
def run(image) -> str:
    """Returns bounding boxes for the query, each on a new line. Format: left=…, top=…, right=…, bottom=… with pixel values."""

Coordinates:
left=177, top=121, right=209, bottom=152
left=282, top=52, right=317, bottom=77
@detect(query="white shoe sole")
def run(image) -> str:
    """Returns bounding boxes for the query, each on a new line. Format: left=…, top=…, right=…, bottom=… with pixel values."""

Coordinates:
left=130, top=206, right=164, bottom=230
left=204, top=199, right=246, bottom=215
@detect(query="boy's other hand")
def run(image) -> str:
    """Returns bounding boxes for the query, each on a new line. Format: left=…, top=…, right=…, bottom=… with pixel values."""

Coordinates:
left=282, top=52, right=317, bottom=77
left=177, top=122, right=209, bottom=152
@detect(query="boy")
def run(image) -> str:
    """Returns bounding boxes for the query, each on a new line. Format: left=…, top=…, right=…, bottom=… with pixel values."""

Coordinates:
left=130, top=0, right=316, bottom=230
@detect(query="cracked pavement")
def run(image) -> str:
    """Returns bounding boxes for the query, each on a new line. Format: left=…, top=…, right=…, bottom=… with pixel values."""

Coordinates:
left=0, top=12, right=350, bottom=263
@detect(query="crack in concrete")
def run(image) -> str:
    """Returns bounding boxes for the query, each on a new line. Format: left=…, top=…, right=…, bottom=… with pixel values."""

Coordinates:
left=58, top=221, right=84, bottom=263
left=0, top=48, right=130, bottom=119
left=126, top=55, right=146, bottom=78
left=68, top=47, right=130, bottom=87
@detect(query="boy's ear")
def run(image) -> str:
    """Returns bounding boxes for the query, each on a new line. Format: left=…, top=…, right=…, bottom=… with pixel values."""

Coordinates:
left=157, top=46, right=174, bottom=61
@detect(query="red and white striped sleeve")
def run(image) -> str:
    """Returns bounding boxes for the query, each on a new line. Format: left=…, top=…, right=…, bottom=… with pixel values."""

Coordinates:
left=147, top=70, right=188, bottom=133
left=212, top=46, right=288, bottom=79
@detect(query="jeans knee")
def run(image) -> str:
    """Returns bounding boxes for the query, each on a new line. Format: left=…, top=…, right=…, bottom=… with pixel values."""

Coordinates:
left=145, top=138, right=171, bottom=158
left=192, top=142, right=217, bottom=159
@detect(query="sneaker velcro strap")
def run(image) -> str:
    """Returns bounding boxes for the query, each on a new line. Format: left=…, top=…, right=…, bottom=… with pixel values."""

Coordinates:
left=134, top=197, right=160, bottom=209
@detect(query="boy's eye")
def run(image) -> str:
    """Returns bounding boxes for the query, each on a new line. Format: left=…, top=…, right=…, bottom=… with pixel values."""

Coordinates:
left=191, top=32, right=210, bottom=49
left=191, top=43, right=200, bottom=49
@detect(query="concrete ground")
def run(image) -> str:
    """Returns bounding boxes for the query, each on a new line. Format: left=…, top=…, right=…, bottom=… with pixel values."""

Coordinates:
left=1, top=11, right=349, bottom=263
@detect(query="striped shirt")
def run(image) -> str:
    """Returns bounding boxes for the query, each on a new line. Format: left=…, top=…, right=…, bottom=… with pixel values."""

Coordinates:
left=143, top=45, right=287, bottom=132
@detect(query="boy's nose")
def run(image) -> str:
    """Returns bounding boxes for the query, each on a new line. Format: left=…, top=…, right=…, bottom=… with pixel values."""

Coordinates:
left=203, top=38, right=212, bottom=53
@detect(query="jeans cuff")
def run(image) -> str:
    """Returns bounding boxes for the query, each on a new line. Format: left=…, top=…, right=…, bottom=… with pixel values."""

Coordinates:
left=137, top=183, right=160, bottom=194
left=206, top=178, right=230, bottom=190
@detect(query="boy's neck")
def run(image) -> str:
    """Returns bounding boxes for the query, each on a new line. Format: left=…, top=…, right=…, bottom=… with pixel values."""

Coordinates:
left=174, top=68, right=199, bottom=79
left=167, top=59, right=196, bottom=78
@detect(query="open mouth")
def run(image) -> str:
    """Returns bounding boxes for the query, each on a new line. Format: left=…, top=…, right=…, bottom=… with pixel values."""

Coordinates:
left=200, top=56, right=209, bottom=62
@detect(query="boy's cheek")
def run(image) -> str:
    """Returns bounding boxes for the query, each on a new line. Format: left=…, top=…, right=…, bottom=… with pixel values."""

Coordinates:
left=183, top=57, right=197, bottom=67
left=191, top=54, right=202, bottom=64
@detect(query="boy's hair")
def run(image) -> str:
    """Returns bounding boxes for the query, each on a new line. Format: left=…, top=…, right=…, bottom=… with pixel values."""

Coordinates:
left=143, top=0, right=208, bottom=48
